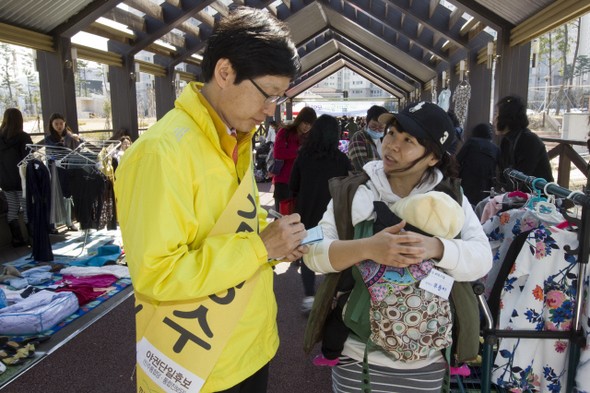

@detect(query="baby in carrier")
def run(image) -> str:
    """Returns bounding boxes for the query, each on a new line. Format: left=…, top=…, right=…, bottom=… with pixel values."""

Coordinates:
left=314, top=191, right=465, bottom=366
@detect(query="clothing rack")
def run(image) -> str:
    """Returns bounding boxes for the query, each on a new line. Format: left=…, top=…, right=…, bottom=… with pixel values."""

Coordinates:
left=19, top=140, right=120, bottom=256
left=478, top=169, right=590, bottom=393
left=18, top=140, right=120, bottom=169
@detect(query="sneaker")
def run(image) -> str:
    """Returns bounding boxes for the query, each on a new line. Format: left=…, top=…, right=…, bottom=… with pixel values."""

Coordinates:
left=313, top=354, right=339, bottom=367
left=450, top=364, right=470, bottom=377
left=301, top=297, right=314, bottom=314
left=67, top=224, right=79, bottom=231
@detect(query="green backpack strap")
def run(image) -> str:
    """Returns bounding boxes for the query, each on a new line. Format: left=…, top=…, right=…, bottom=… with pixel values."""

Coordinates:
left=302, top=171, right=370, bottom=355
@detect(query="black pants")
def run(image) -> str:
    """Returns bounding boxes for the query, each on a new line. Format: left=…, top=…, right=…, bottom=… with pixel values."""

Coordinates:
left=321, top=304, right=350, bottom=360
left=273, top=182, right=291, bottom=213
left=301, top=262, right=316, bottom=297
left=216, top=363, right=269, bottom=393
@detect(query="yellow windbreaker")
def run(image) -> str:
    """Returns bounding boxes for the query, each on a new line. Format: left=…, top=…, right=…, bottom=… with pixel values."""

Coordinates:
left=114, top=82, right=276, bottom=392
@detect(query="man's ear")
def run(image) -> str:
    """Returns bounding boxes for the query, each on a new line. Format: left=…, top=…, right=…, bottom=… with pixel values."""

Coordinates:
left=214, top=58, right=235, bottom=89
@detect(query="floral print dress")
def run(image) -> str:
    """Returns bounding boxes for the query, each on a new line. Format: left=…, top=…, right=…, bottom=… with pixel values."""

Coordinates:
left=482, top=208, right=564, bottom=297
left=483, top=213, right=590, bottom=392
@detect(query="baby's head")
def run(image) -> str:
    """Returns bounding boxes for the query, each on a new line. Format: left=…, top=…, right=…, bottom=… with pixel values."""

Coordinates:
left=390, top=192, right=465, bottom=239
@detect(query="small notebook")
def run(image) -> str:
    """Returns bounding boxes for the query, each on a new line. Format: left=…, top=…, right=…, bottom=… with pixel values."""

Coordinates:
left=301, top=226, right=323, bottom=246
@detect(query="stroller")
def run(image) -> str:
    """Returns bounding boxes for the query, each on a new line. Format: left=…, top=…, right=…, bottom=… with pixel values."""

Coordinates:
left=254, top=140, right=272, bottom=182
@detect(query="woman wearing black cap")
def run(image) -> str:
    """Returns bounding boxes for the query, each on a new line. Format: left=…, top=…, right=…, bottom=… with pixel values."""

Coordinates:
left=303, top=101, right=492, bottom=392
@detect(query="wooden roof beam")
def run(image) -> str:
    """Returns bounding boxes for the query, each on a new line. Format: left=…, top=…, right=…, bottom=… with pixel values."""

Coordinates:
left=103, top=7, right=146, bottom=33
left=193, top=11, right=216, bottom=28
left=429, top=0, right=440, bottom=18
left=51, top=0, right=122, bottom=38
left=124, top=0, right=162, bottom=20
left=511, top=0, right=590, bottom=46
left=267, top=4, right=278, bottom=16
left=448, top=7, right=463, bottom=29
left=88, top=21, right=135, bottom=40
left=459, top=17, right=478, bottom=36
left=210, top=1, right=229, bottom=17
left=468, top=21, right=486, bottom=41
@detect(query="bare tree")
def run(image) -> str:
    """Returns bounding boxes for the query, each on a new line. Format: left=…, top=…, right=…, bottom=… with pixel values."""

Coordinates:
left=0, top=43, right=22, bottom=108
left=565, top=18, right=581, bottom=113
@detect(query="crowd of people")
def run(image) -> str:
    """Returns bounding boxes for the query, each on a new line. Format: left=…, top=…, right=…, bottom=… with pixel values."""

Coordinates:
left=0, top=5, right=581, bottom=393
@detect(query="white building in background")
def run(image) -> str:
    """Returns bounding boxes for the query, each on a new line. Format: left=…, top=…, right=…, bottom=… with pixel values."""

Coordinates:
left=308, top=68, right=394, bottom=99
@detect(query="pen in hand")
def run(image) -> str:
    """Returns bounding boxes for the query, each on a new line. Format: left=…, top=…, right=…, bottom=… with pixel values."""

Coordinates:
left=268, top=209, right=284, bottom=219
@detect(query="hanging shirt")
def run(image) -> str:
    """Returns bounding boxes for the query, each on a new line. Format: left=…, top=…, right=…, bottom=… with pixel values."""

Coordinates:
left=438, top=88, right=451, bottom=111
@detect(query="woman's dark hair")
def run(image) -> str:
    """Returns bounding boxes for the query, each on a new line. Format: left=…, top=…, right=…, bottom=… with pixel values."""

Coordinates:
left=388, top=119, right=459, bottom=184
left=0, top=108, right=24, bottom=139
left=298, top=115, right=341, bottom=160
left=47, top=113, right=73, bottom=143
left=201, top=7, right=301, bottom=84
left=366, top=105, right=388, bottom=123
left=282, top=107, right=317, bottom=136
left=471, top=123, right=492, bottom=139
left=496, top=95, right=529, bottom=131
left=269, top=120, right=280, bottom=129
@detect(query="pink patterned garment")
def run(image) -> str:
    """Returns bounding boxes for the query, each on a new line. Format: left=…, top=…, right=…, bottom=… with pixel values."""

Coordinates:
left=356, top=260, right=434, bottom=303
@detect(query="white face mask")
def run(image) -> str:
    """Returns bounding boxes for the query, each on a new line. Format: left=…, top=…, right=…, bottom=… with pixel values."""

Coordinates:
left=367, top=129, right=384, bottom=139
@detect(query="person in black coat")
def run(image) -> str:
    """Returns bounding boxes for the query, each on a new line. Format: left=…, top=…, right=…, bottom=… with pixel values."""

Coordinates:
left=0, top=108, right=33, bottom=247
left=456, top=123, right=500, bottom=206
left=289, top=114, right=353, bottom=313
left=494, top=95, right=554, bottom=190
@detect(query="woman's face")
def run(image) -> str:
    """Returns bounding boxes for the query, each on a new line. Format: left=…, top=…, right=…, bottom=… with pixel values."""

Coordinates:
left=493, top=109, right=508, bottom=135
left=298, top=122, right=312, bottom=134
left=381, top=126, right=438, bottom=178
left=121, top=139, right=131, bottom=151
left=52, top=118, right=65, bottom=134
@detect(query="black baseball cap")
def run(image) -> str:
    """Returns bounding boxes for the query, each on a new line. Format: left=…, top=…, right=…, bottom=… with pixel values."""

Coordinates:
left=378, top=101, right=455, bottom=154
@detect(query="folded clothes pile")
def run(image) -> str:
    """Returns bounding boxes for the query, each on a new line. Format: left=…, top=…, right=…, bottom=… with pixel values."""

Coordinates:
left=0, top=266, right=53, bottom=290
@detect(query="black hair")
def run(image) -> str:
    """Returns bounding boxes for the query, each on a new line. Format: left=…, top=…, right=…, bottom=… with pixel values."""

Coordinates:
left=366, top=105, right=388, bottom=123
left=282, top=107, right=317, bottom=137
left=201, top=7, right=300, bottom=84
left=298, top=115, right=341, bottom=160
left=496, top=95, right=529, bottom=131
left=447, top=110, right=460, bottom=128
left=387, top=119, right=458, bottom=184
left=471, top=123, right=492, bottom=139
left=47, top=112, right=73, bottom=143
left=0, top=108, right=23, bottom=139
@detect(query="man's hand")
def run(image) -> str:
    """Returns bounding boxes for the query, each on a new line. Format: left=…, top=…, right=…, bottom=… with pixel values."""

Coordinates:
left=260, top=213, right=309, bottom=262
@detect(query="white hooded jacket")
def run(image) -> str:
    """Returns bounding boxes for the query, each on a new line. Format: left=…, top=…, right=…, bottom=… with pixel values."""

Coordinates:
left=303, top=160, right=493, bottom=369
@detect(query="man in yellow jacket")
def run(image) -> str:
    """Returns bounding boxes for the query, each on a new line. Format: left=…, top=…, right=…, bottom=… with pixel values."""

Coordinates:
left=115, top=7, right=308, bottom=393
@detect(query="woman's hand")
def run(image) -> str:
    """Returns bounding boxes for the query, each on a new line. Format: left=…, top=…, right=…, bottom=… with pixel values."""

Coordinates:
left=366, top=221, right=443, bottom=268
left=401, top=231, right=444, bottom=262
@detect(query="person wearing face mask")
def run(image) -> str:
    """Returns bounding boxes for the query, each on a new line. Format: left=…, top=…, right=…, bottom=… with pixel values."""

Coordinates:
left=348, top=106, right=389, bottom=171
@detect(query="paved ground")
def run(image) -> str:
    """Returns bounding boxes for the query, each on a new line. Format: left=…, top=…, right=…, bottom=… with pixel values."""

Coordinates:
left=1, top=181, right=334, bottom=393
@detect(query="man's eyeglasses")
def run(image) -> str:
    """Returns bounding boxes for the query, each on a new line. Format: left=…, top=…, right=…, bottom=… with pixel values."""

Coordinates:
left=249, top=78, right=289, bottom=105
left=368, top=124, right=386, bottom=132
